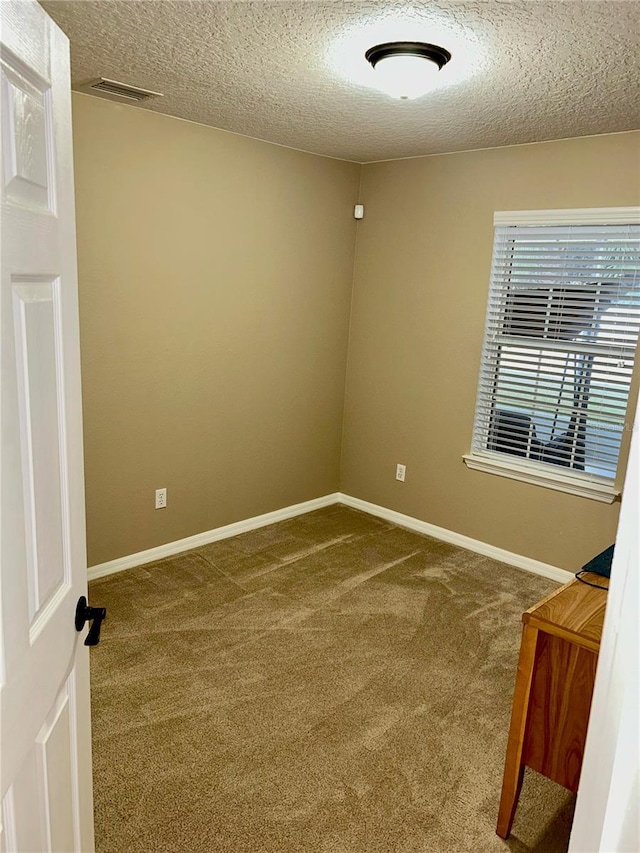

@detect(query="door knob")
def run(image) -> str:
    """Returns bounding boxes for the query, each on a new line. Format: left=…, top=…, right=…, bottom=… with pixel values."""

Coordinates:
left=75, top=596, right=107, bottom=646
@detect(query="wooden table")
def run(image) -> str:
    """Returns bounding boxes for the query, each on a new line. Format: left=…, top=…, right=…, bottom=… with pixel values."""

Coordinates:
left=496, top=573, right=608, bottom=839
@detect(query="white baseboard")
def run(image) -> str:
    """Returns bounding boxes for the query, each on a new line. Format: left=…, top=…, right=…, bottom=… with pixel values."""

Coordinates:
left=88, top=490, right=571, bottom=586
left=338, top=493, right=573, bottom=584
left=87, top=493, right=341, bottom=581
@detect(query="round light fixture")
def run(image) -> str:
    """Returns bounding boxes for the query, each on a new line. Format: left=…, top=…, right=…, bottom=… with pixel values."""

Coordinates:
left=365, top=41, right=452, bottom=100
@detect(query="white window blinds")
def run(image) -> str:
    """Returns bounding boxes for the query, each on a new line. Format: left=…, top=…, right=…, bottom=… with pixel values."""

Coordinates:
left=471, top=215, right=640, bottom=490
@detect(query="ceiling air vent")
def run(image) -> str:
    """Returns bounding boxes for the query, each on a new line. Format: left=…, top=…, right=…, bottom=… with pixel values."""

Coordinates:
left=80, top=78, right=163, bottom=103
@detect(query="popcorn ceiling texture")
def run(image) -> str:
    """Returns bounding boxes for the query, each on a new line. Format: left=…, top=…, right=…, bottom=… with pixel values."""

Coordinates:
left=43, top=0, right=640, bottom=163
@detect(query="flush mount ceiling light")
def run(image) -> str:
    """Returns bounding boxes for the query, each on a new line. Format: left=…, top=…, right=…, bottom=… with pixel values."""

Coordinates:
left=365, top=41, right=452, bottom=100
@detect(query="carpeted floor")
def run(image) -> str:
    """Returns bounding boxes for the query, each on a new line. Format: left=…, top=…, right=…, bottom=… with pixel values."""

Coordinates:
left=89, top=505, right=574, bottom=853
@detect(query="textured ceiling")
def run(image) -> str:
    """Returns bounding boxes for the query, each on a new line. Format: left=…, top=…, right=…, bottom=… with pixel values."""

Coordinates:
left=42, top=0, right=640, bottom=163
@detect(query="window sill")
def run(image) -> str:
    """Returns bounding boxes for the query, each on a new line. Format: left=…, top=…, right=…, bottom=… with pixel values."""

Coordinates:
left=462, top=453, right=620, bottom=504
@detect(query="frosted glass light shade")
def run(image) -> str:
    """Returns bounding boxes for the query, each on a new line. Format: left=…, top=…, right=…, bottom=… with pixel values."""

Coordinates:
left=373, top=54, right=441, bottom=99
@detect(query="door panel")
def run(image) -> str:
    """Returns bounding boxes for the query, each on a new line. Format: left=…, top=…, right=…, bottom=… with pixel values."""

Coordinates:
left=3, top=747, right=47, bottom=853
left=13, top=277, right=68, bottom=628
left=1, top=55, right=54, bottom=213
left=37, top=682, right=76, bottom=852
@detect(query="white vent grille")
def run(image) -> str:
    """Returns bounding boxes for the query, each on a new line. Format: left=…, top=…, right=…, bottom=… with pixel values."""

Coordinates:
left=83, top=78, right=163, bottom=103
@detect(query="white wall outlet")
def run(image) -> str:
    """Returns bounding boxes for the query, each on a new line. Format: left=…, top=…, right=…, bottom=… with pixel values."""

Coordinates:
left=396, top=464, right=406, bottom=482
left=155, top=488, right=167, bottom=509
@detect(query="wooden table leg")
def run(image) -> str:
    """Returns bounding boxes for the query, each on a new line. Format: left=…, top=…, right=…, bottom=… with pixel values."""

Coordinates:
left=496, top=623, right=540, bottom=839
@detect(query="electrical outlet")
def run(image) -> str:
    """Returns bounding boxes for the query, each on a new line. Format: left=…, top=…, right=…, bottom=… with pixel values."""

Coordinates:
left=396, top=464, right=406, bottom=482
left=155, top=488, right=167, bottom=509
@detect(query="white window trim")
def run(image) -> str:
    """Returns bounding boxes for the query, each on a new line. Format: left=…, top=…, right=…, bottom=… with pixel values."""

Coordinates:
left=494, top=207, right=640, bottom=226
left=465, top=205, right=639, bottom=502
left=462, top=453, right=620, bottom=504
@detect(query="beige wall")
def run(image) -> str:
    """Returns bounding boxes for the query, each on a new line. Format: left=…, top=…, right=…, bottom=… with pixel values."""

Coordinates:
left=72, top=94, right=360, bottom=566
left=74, top=96, right=639, bottom=572
left=342, top=132, right=640, bottom=571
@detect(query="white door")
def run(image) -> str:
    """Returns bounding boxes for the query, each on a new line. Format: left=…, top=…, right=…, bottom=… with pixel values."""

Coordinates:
left=0, top=2, right=95, bottom=851
left=569, top=392, right=639, bottom=850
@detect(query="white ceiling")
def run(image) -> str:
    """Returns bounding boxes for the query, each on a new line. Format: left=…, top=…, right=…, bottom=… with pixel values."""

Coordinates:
left=42, top=0, right=640, bottom=163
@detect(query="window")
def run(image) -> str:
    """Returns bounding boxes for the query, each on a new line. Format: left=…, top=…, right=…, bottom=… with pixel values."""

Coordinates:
left=465, top=208, right=640, bottom=503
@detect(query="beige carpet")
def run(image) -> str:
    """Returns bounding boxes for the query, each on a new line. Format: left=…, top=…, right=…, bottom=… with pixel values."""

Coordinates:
left=89, top=505, right=574, bottom=853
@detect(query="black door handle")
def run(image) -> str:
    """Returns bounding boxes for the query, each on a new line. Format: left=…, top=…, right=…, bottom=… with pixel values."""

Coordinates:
left=75, top=596, right=107, bottom=646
